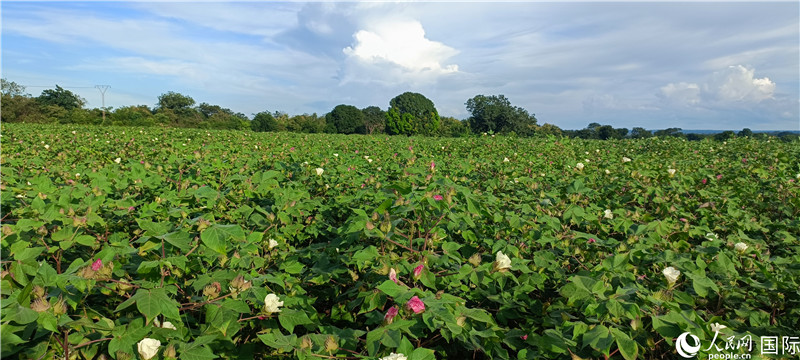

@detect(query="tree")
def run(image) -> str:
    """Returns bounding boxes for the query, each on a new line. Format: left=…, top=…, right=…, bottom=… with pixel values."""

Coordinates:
left=714, top=131, right=736, bottom=142
left=328, top=104, right=365, bottom=134
left=597, top=125, right=615, bottom=140
left=155, top=92, right=201, bottom=126
left=537, top=123, right=563, bottom=137
left=437, top=116, right=469, bottom=137
left=157, top=91, right=195, bottom=111
left=738, top=128, right=753, bottom=137
left=630, top=127, right=652, bottom=139
left=1, top=79, right=43, bottom=123
left=111, top=105, right=155, bottom=127
left=387, top=92, right=440, bottom=136
left=37, top=85, right=85, bottom=111
left=252, top=111, right=279, bottom=132
left=1, top=78, right=28, bottom=97
left=653, top=128, right=683, bottom=137
left=465, top=94, right=536, bottom=135
left=362, top=106, right=386, bottom=135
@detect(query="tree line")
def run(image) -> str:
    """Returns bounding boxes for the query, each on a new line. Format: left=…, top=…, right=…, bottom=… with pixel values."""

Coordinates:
left=2, top=78, right=795, bottom=141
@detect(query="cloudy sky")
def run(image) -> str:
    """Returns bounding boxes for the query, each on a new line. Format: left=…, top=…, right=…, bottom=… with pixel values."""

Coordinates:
left=2, top=1, right=798, bottom=130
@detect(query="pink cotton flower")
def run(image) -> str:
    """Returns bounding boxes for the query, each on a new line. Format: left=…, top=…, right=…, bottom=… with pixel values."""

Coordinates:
left=407, top=296, right=425, bottom=314
left=587, top=238, right=596, bottom=244
left=742, top=158, right=747, bottom=163
left=389, top=268, right=398, bottom=284
left=716, top=174, right=723, bottom=180
left=433, top=195, right=443, bottom=201
left=91, top=259, right=103, bottom=271
left=680, top=218, right=688, bottom=222
left=385, top=306, right=399, bottom=323
left=521, top=335, right=528, bottom=340
left=702, top=178, right=707, bottom=184
left=430, top=161, right=435, bottom=171
left=413, top=264, right=424, bottom=278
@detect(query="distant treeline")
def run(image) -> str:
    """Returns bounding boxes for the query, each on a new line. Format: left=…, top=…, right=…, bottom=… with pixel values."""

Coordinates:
left=2, top=79, right=797, bottom=142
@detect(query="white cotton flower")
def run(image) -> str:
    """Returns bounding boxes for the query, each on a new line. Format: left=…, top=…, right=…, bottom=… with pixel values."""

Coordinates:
left=710, top=323, right=727, bottom=333
left=705, top=232, right=718, bottom=241
left=75, top=173, right=80, bottom=178
left=796, top=173, right=800, bottom=179
left=604, top=209, right=613, bottom=219
left=364, top=156, right=369, bottom=159
left=379, top=353, right=408, bottom=360
left=734, top=242, right=748, bottom=253
left=71, top=131, right=77, bottom=135
left=668, top=168, right=677, bottom=176
left=44, top=144, right=50, bottom=149
left=494, top=251, right=512, bottom=271
left=137, top=338, right=161, bottom=360
left=268, top=238, right=279, bottom=250
left=503, top=157, right=510, bottom=163
left=576, top=163, right=584, bottom=170
left=161, top=321, right=177, bottom=330
left=662, top=266, right=681, bottom=286
left=333, top=153, right=339, bottom=157
left=114, top=157, right=121, bottom=164
left=315, top=168, right=324, bottom=176
left=264, top=293, right=284, bottom=313
left=367, top=158, right=373, bottom=163
left=605, top=169, right=611, bottom=174
left=622, top=157, right=631, bottom=163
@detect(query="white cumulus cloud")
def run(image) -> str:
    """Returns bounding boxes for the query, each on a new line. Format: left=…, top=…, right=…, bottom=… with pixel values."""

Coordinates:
left=660, top=65, right=775, bottom=106
left=659, top=82, right=701, bottom=105
left=707, top=65, right=775, bottom=102
left=343, top=20, right=458, bottom=82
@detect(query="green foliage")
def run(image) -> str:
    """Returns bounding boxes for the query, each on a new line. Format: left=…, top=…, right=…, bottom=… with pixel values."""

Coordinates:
left=37, top=85, right=86, bottom=111
left=110, top=105, right=156, bottom=127
left=362, top=106, right=386, bottom=135
left=388, top=92, right=440, bottom=136
left=252, top=111, right=279, bottom=132
left=385, top=107, right=415, bottom=136
left=327, top=104, right=365, bottom=134
left=436, top=116, right=469, bottom=137
left=466, top=94, right=537, bottom=135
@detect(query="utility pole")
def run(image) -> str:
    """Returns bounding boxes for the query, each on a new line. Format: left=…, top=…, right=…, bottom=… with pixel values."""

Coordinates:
left=95, top=85, right=110, bottom=124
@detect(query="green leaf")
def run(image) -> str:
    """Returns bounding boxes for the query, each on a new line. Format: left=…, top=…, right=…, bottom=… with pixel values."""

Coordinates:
left=610, top=327, right=638, bottom=360
left=692, top=276, right=719, bottom=298
left=200, top=224, right=245, bottom=255
left=180, top=335, right=219, bottom=360
left=409, top=347, right=436, bottom=360
left=6, top=305, right=38, bottom=325
left=257, top=333, right=297, bottom=353
left=377, top=280, right=406, bottom=298
left=583, top=324, right=613, bottom=355
left=278, top=309, right=313, bottom=333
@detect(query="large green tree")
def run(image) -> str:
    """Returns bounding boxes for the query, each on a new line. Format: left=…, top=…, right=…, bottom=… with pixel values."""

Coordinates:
left=465, top=94, right=537, bottom=135
left=1, top=79, right=42, bottom=122
left=362, top=106, right=386, bottom=135
left=386, top=92, right=440, bottom=136
left=328, top=104, right=364, bottom=134
left=252, top=111, right=279, bottom=132
left=37, top=85, right=85, bottom=111
left=155, top=91, right=202, bottom=126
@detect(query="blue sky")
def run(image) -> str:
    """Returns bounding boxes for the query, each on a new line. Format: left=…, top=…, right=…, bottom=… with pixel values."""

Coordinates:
left=2, top=1, right=798, bottom=130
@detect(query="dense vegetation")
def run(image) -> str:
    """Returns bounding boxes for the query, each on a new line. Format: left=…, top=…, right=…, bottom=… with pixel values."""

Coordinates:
left=4, top=79, right=797, bottom=142
left=2, top=123, right=798, bottom=359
